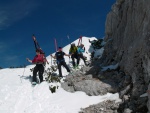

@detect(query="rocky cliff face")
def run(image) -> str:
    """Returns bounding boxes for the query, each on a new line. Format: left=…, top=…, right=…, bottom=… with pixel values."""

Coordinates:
left=103, top=0, right=150, bottom=112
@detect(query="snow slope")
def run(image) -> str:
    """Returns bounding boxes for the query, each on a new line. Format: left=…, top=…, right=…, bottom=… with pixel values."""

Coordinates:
left=0, top=37, right=121, bottom=113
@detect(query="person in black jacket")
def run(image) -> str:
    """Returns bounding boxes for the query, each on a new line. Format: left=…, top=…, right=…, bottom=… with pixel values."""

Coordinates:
left=51, top=47, right=71, bottom=77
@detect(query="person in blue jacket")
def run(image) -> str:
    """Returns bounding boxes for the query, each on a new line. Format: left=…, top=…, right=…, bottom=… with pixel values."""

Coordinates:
left=77, top=44, right=87, bottom=66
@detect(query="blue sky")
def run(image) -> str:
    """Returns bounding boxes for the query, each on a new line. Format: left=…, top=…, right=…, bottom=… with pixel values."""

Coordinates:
left=0, top=0, right=115, bottom=68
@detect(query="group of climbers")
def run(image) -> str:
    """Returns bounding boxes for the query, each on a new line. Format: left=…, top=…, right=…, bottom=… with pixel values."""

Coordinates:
left=51, top=43, right=87, bottom=77
left=26, top=35, right=88, bottom=85
left=69, top=43, right=87, bottom=69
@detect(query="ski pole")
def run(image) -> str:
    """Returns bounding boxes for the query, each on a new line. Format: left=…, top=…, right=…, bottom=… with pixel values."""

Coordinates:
left=67, top=35, right=71, bottom=44
left=20, top=64, right=26, bottom=83
left=54, top=38, right=58, bottom=52
left=51, top=55, right=52, bottom=66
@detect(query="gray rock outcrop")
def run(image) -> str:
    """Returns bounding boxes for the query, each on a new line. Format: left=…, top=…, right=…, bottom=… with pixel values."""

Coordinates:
left=147, top=84, right=150, bottom=112
left=61, top=72, right=117, bottom=96
left=102, top=0, right=150, bottom=112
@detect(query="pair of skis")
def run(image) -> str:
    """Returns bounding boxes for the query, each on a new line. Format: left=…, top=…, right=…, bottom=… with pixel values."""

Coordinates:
left=77, top=36, right=82, bottom=46
left=32, top=34, right=49, bottom=64
left=32, top=34, right=44, bottom=54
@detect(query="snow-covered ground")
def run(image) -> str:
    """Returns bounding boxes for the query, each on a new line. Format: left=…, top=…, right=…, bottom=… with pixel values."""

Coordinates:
left=0, top=37, right=121, bottom=113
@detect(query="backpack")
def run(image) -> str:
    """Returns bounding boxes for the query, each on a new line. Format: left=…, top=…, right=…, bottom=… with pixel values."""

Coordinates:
left=69, top=46, right=78, bottom=55
left=55, top=51, right=65, bottom=61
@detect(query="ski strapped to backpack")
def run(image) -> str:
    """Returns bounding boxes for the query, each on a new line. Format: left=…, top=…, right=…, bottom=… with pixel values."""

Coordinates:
left=32, top=34, right=45, bottom=54
left=54, top=38, right=58, bottom=52
left=32, top=34, right=42, bottom=52
left=32, top=34, right=49, bottom=64
left=77, top=36, right=82, bottom=46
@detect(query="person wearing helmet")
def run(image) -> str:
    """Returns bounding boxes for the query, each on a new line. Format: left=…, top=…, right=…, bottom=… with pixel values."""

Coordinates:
left=69, top=43, right=79, bottom=69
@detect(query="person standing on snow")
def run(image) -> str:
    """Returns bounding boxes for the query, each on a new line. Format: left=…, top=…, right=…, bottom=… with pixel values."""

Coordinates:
left=69, top=43, right=80, bottom=69
left=77, top=44, right=87, bottom=66
left=51, top=47, right=71, bottom=77
left=26, top=49, right=46, bottom=84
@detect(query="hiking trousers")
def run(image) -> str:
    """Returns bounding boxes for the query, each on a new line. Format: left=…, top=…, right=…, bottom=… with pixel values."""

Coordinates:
left=71, top=54, right=79, bottom=67
left=57, top=61, right=70, bottom=77
left=33, top=64, right=44, bottom=83
left=78, top=54, right=86, bottom=65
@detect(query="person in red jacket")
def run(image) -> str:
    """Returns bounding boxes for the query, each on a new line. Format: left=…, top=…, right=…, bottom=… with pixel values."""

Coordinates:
left=26, top=49, right=45, bottom=84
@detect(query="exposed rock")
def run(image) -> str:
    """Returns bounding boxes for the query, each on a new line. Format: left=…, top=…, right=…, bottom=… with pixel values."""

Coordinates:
left=102, top=0, right=150, bottom=112
left=61, top=73, right=117, bottom=96
left=147, top=84, right=150, bottom=112
left=79, top=100, right=120, bottom=113
left=123, top=108, right=132, bottom=113
left=119, top=85, right=131, bottom=99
